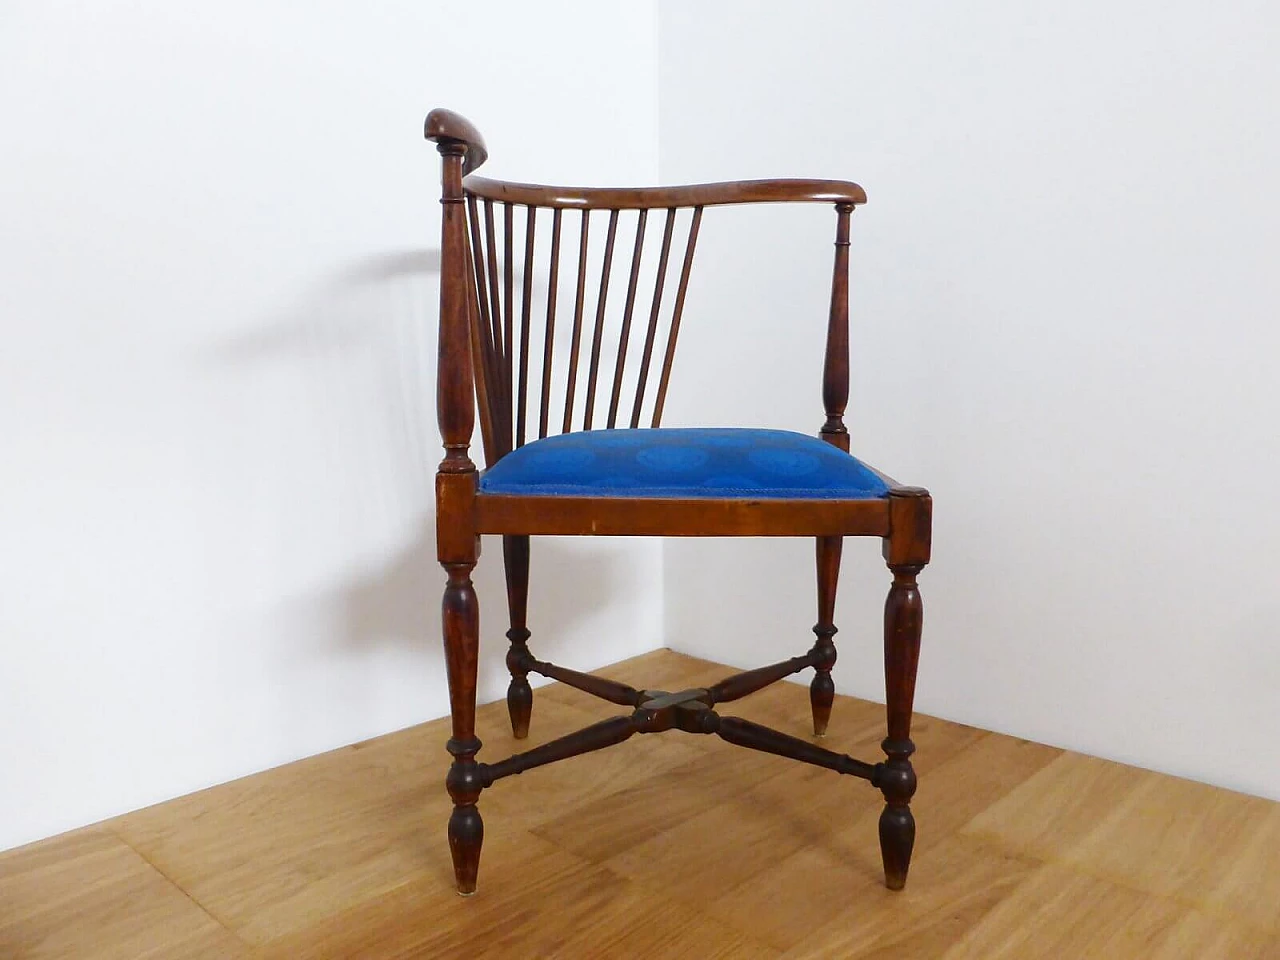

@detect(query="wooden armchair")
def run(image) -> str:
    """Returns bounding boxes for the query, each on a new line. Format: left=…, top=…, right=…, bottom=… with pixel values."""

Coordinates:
left=424, top=108, right=931, bottom=896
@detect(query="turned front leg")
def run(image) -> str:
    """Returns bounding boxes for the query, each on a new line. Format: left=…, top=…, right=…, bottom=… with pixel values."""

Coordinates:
left=503, top=534, right=533, bottom=739
left=878, top=487, right=930, bottom=891
left=879, top=561, right=922, bottom=890
left=810, top=535, right=842, bottom=737
left=442, top=561, right=483, bottom=895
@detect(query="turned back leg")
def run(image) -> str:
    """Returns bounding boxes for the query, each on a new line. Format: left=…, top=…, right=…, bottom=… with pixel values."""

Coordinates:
left=810, top=535, right=842, bottom=737
left=503, top=534, right=533, bottom=739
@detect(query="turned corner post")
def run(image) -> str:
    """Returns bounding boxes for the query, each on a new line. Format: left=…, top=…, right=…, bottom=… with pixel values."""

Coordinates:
left=430, top=126, right=484, bottom=895
left=878, top=487, right=931, bottom=891
left=821, top=202, right=853, bottom=452
left=434, top=139, right=476, bottom=483
left=810, top=203, right=854, bottom=742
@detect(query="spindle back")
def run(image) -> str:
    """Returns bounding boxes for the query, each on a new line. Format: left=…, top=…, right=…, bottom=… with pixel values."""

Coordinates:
left=425, top=108, right=867, bottom=468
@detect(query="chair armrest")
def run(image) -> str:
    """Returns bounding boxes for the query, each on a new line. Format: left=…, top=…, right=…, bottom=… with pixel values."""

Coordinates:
left=425, top=108, right=488, bottom=175
left=461, top=176, right=865, bottom=209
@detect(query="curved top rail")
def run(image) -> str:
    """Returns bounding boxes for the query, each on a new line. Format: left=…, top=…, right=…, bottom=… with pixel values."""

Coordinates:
left=424, top=108, right=488, bottom=175
left=462, top=176, right=866, bottom=210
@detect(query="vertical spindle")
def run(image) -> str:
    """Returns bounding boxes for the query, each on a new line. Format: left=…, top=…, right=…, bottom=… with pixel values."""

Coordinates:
left=467, top=196, right=502, bottom=458
left=502, top=202, right=515, bottom=449
left=517, top=206, right=536, bottom=448
left=562, top=210, right=591, bottom=433
left=539, top=209, right=563, bottom=439
left=651, top=206, right=702, bottom=427
left=607, top=210, right=648, bottom=429
left=630, top=208, right=676, bottom=428
left=483, top=199, right=507, bottom=445
left=583, top=210, right=619, bottom=429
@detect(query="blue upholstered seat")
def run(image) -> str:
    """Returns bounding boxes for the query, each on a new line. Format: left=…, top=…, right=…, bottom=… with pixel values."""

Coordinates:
left=479, top=428, right=890, bottom=500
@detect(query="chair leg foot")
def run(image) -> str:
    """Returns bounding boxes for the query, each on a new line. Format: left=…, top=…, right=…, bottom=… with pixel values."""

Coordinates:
left=447, top=799, right=484, bottom=896
left=810, top=535, right=841, bottom=737
left=878, top=798, right=915, bottom=891
left=506, top=672, right=532, bottom=740
left=503, top=535, right=532, bottom=739
left=809, top=671, right=834, bottom=737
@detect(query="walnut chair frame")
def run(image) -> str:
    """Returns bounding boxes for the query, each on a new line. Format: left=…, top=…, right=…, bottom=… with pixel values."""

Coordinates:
left=425, top=108, right=931, bottom=896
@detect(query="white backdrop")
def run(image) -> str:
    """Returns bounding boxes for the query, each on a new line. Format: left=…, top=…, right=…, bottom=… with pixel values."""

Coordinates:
left=0, top=0, right=662, bottom=851
left=657, top=1, right=1280, bottom=800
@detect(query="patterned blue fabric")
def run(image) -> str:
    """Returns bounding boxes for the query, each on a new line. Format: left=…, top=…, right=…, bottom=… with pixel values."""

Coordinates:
left=479, top=428, right=890, bottom=499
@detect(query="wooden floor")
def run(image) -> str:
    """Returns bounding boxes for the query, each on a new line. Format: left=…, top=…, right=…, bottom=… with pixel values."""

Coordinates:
left=2, top=650, right=1277, bottom=959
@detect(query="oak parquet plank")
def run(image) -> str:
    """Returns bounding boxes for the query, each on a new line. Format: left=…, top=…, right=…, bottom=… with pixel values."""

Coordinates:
left=939, top=861, right=1274, bottom=960
left=776, top=836, right=1039, bottom=958
left=0, top=828, right=245, bottom=959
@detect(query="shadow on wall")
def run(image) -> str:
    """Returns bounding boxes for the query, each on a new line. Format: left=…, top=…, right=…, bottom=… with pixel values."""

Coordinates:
left=338, top=523, right=629, bottom=673
left=202, top=249, right=628, bottom=722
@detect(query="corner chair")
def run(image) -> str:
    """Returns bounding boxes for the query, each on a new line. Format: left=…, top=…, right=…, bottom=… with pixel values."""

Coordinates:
left=424, top=107, right=931, bottom=896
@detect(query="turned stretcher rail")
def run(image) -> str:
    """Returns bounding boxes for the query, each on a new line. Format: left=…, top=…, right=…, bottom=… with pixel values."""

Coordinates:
left=517, top=652, right=645, bottom=706
left=475, top=679, right=883, bottom=790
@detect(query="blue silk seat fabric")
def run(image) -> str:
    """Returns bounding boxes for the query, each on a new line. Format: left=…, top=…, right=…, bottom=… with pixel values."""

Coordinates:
left=479, top=428, right=890, bottom=500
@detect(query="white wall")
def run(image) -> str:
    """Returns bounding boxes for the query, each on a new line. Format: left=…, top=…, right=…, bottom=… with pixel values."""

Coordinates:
left=658, top=1, right=1280, bottom=800
left=0, top=0, right=662, bottom=851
